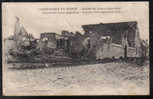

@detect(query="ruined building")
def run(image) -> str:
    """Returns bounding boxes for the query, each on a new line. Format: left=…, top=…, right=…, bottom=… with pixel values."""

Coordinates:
left=10, top=17, right=143, bottom=60
left=82, top=21, right=141, bottom=59
left=14, top=17, right=31, bottom=48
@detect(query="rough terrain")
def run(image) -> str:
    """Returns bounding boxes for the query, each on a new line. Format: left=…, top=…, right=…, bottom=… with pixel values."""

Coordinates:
left=3, top=62, right=149, bottom=95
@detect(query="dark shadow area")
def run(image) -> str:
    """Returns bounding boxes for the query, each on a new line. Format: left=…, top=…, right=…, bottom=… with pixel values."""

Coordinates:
left=7, top=57, right=148, bottom=70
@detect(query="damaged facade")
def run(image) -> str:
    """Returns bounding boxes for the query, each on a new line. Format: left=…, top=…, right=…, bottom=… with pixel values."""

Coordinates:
left=38, top=31, right=84, bottom=58
left=9, top=17, right=146, bottom=61
left=82, top=21, right=141, bottom=59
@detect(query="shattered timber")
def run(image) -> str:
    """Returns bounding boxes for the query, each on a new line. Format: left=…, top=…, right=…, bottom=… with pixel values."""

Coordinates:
left=4, top=17, right=149, bottom=68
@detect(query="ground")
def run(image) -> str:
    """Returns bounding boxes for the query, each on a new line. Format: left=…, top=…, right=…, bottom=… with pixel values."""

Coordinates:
left=3, top=62, right=149, bottom=95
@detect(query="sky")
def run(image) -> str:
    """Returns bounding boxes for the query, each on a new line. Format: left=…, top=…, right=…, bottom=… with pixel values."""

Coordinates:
left=2, top=2, right=149, bottom=41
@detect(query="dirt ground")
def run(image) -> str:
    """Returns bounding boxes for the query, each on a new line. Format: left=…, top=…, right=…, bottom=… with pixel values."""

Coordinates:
left=3, top=61, right=149, bottom=96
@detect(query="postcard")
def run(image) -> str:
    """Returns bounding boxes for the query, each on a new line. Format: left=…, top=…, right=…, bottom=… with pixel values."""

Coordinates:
left=2, top=2, right=149, bottom=95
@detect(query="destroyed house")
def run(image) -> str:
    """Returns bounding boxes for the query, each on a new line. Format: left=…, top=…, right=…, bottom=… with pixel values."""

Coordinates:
left=81, top=21, right=141, bottom=59
left=82, top=21, right=140, bottom=48
left=40, top=32, right=57, bottom=49
left=40, top=32, right=72, bottom=50
left=40, top=32, right=56, bottom=41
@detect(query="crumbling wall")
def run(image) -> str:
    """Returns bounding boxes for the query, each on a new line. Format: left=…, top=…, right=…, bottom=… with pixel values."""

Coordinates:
left=69, top=34, right=85, bottom=58
left=47, top=39, right=57, bottom=49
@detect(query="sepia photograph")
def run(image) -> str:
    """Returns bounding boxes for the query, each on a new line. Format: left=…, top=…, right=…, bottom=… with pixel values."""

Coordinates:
left=2, top=2, right=149, bottom=95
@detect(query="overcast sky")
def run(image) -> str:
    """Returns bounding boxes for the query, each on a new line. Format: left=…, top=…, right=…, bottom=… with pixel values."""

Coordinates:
left=2, top=2, right=149, bottom=41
